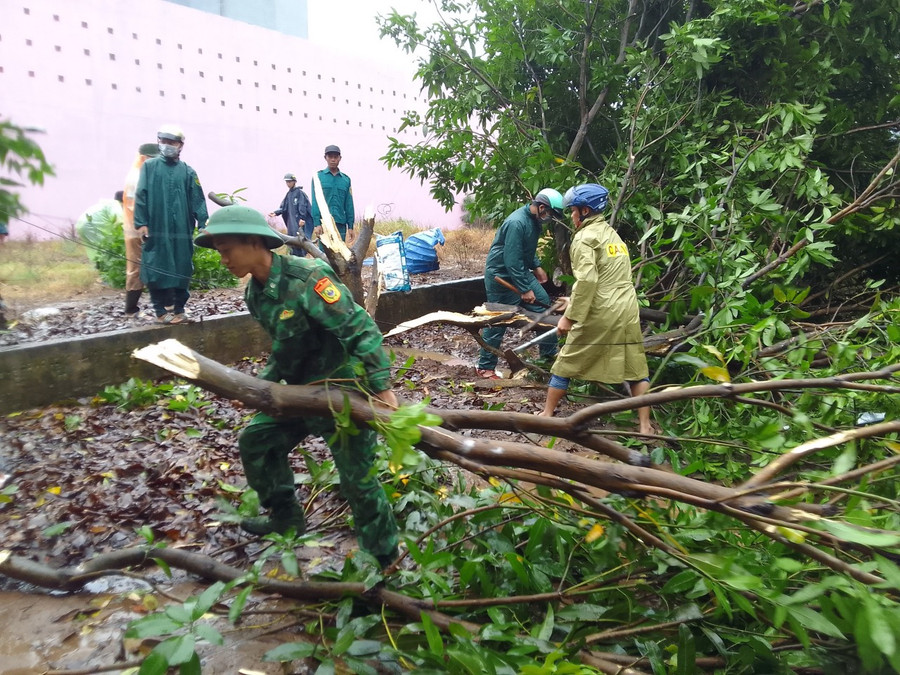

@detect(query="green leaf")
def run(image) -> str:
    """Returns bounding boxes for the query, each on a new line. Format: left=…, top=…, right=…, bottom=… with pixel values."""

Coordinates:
left=229, top=585, right=254, bottom=623
left=817, top=520, right=900, bottom=547
left=154, top=634, right=196, bottom=666
left=786, top=605, right=845, bottom=639
left=193, top=623, right=224, bottom=646
left=178, top=652, right=201, bottom=675
left=264, top=641, right=317, bottom=661
left=126, top=613, right=182, bottom=639
left=138, top=649, right=169, bottom=675
left=863, top=596, right=896, bottom=657
left=42, top=522, right=74, bottom=537
left=191, top=581, right=226, bottom=620
left=676, top=624, right=696, bottom=675
left=556, top=603, right=608, bottom=621
left=421, top=612, right=444, bottom=656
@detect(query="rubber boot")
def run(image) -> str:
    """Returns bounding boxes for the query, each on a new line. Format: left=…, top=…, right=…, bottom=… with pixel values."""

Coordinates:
left=124, top=289, right=142, bottom=316
left=240, top=502, right=305, bottom=536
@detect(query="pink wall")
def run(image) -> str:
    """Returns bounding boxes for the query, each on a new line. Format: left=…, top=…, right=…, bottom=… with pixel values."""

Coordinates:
left=0, top=0, right=461, bottom=240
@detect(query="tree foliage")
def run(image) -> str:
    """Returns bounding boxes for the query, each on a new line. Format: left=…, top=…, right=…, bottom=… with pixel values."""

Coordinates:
left=0, top=117, right=54, bottom=223
left=379, top=0, right=900, bottom=307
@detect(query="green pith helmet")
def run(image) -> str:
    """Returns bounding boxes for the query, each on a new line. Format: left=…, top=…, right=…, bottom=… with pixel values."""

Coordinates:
left=533, top=188, right=564, bottom=217
left=194, top=205, right=284, bottom=250
left=138, top=143, right=160, bottom=157
left=283, top=172, right=297, bottom=181
left=157, top=124, right=185, bottom=142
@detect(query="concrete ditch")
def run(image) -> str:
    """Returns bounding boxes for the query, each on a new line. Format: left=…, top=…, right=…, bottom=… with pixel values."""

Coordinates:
left=0, top=277, right=486, bottom=414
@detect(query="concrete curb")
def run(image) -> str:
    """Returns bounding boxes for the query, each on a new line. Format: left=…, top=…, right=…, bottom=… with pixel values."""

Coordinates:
left=0, top=277, right=486, bottom=413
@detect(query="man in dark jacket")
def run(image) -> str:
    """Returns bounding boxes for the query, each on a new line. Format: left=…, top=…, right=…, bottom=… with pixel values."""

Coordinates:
left=195, top=205, right=400, bottom=568
left=269, top=173, right=312, bottom=256
left=134, top=124, right=208, bottom=323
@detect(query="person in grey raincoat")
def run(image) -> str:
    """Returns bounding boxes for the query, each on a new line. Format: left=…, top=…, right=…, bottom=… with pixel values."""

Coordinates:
left=269, top=173, right=312, bottom=256
left=134, top=124, right=208, bottom=324
left=538, top=184, right=653, bottom=435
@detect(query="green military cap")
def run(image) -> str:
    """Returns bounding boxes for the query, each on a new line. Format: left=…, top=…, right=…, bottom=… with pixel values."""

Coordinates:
left=195, top=205, right=284, bottom=250
left=139, top=143, right=159, bottom=156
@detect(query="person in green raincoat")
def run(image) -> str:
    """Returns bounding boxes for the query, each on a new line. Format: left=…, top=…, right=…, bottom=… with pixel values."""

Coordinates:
left=475, top=188, right=564, bottom=378
left=194, top=205, right=400, bottom=569
left=134, top=124, right=208, bottom=324
left=538, top=184, right=654, bottom=435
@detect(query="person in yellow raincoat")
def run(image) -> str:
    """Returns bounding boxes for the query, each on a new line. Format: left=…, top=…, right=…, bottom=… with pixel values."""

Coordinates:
left=538, top=184, right=653, bottom=434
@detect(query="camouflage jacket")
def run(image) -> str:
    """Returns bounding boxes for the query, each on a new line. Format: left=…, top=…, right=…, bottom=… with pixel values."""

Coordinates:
left=245, top=254, right=392, bottom=393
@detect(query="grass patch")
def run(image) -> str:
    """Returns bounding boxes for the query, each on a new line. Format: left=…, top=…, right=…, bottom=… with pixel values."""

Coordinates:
left=0, top=239, right=98, bottom=303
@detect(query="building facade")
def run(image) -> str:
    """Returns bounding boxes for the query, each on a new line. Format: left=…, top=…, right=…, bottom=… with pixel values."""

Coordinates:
left=0, top=0, right=456, bottom=240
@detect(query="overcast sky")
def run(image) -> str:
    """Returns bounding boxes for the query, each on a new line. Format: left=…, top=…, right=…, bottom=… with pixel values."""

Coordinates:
left=306, top=0, right=442, bottom=69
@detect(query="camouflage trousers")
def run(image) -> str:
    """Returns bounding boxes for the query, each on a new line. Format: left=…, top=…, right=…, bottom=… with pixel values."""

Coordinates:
left=238, top=412, right=399, bottom=561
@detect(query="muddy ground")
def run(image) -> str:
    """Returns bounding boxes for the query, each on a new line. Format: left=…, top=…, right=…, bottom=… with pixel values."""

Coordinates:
left=0, top=260, right=605, bottom=673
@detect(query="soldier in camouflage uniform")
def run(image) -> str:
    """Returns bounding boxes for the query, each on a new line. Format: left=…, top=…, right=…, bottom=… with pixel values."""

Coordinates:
left=195, top=205, right=399, bottom=567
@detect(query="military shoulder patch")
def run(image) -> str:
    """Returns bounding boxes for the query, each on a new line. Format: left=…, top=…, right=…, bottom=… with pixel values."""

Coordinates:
left=279, top=309, right=295, bottom=320
left=314, top=277, right=341, bottom=304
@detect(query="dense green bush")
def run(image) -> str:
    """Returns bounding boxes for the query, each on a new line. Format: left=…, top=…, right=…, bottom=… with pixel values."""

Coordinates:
left=88, top=217, right=236, bottom=290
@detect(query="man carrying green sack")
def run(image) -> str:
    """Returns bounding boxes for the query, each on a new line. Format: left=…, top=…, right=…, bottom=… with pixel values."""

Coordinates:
left=195, top=205, right=400, bottom=568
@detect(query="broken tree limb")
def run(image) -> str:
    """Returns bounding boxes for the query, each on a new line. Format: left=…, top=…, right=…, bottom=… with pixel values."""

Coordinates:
left=130, top=340, right=900, bottom=583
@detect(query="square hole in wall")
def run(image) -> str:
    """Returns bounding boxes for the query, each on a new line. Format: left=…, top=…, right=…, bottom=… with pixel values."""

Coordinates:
left=199, top=71, right=204, bottom=78
left=28, top=70, right=35, bottom=77
left=236, top=56, right=240, bottom=62
left=82, top=21, right=88, bottom=28
left=289, top=111, right=293, bottom=116
left=181, top=93, right=186, bottom=99
left=84, top=48, right=90, bottom=55
left=58, top=75, right=64, bottom=82
left=178, top=43, right=183, bottom=50
left=288, top=87, right=292, bottom=93
left=218, top=53, right=222, bottom=59
left=237, top=78, right=241, bottom=84
left=273, top=108, right=277, bottom=114
left=55, top=45, right=61, bottom=52
left=85, top=78, right=92, bottom=85
left=201, top=96, right=206, bottom=102
left=302, top=70, right=306, bottom=76
left=24, top=7, right=30, bottom=14
left=112, top=83, right=118, bottom=90
left=134, top=58, right=140, bottom=65
left=136, top=86, right=141, bottom=92
left=25, top=39, right=32, bottom=46
left=239, top=103, right=243, bottom=109
left=109, top=53, right=115, bottom=60
left=254, top=82, right=259, bottom=88
left=159, top=90, right=164, bottom=96
left=107, top=27, right=113, bottom=34
left=156, top=38, right=161, bottom=45
left=219, top=75, right=223, bottom=82
left=256, top=106, right=260, bottom=111
left=271, top=84, right=276, bottom=91
left=221, top=100, right=225, bottom=106
left=304, top=113, right=308, bottom=118
left=271, top=64, right=275, bottom=70
left=132, top=33, right=138, bottom=39
left=53, top=14, right=59, bottom=21
left=198, top=48, right=202, bottom=54
left=287, top=67, right=292, bottom=73
left=318, top=116, right=322, bottom=120
left=179, top=67, right=184, bottom=73
left=253, top=60, right=257, bottom=66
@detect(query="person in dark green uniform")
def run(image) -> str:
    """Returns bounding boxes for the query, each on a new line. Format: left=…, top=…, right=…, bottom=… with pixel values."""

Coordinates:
left=135, top=124, right=208, bottom=324
left=311, top=144, right=355, bottom=245
left=475, top=188, right=564, bottom=378
left=195, top=205, right=400, bottom=568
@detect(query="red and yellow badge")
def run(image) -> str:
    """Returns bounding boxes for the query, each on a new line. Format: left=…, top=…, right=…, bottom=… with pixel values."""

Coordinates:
left=279, top=309, right=295, bottom=320
left=314, top=277, right=341, bottom=304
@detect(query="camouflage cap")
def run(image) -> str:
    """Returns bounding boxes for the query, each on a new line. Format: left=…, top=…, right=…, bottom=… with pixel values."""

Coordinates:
left=195, top=205, right=284, bottom=250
